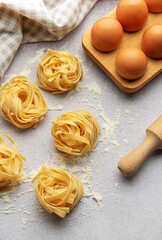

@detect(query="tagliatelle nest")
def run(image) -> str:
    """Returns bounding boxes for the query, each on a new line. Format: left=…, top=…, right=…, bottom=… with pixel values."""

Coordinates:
left=0, top=76, right=48, bottom=129
left=32, top=166, right=83, bottom=218
left=51, top=110, right=101, bottom=156
left=0, top=131, right=25, bottom=190
left=37, top=49, right=83, bottom=94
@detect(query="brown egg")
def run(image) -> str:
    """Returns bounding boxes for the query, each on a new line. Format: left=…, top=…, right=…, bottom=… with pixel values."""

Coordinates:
left=91, top=17, right=123, bottom=52
left=142, top=24, right=162, bottom=59
left=116, top=0, right=148, bottom=32
left=144, top=0, right=162, bottom=13
left=115, top=47, right=148, bottom=80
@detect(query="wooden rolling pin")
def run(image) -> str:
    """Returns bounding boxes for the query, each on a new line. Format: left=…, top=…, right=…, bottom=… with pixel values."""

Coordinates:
left=118, top=115, right=162, bottom=177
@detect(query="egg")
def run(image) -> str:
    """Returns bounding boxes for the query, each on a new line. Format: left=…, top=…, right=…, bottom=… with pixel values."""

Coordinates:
left=91, top=17, right=123, bottom=52
left=115, top=47, right=148, bottom=80
left=142, top=24, right=162, bottom=59
left=116, top=0, right=148, bottom=32
left=144, top=0, right=162, bottom=13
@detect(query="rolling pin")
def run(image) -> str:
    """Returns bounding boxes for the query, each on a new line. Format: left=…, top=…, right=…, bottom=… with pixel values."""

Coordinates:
left=118, top=115, right=162, bottom=177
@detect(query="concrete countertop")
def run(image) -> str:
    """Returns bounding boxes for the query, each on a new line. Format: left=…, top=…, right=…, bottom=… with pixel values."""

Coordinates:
left=0, top=0, right=162, bottom=239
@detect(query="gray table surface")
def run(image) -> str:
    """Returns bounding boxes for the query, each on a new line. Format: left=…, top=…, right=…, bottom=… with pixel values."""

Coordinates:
left=0, top=0, right=162, bottom=239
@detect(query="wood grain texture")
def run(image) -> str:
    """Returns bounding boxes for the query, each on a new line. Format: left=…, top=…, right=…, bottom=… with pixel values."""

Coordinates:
left=82, top=9, right=162, bottom=93
left=118, top=116, right=162, bottom=177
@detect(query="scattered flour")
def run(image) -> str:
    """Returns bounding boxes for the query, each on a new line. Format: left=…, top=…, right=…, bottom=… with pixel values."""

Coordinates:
left=1, top=194, right=11, bottom=203
left=38, top=207, right=45, bottom=213
left=48, top=104, right=64, bottom=111
left=99, top=109, right=121, bottom=144
left=104, top=147, right=109, bottom=153
left=3, top=48, right=46, bottom=83
left=21, top=218, right=42, bottom=228
left=22, top=169, right=40, bottom=183
left=78, top=81, right=102, bottom=95
left=24, top=210, right=31, bottom=215
left=84, top=187, right=102, bottom=210
left=91, top=191, right=103, bottom=210
left=112, top=140, right=120, bottom=147
left=125, top=110, right=131, bottom=115
left=0, top=205, right=16, bottom=214
left=114, top=183, right=120, bottom=190
left=19, top=48, right=46, bottom=76
left=22, top=218, right=27, bottom=227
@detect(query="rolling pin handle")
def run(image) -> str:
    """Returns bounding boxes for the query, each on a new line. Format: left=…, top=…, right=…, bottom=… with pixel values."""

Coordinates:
left=118, top=130, right=160, bottom=177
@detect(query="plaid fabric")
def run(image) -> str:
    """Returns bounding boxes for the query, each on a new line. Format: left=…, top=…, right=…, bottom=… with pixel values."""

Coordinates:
left=0, top=0, right=97, bottom=81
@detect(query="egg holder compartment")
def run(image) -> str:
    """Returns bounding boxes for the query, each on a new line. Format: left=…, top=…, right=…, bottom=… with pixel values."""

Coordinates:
left=82, top=8, right=162, bottom=93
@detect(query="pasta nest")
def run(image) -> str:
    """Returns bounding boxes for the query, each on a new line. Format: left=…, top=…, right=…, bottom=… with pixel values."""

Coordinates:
left=0, top=131, right=25, bottom=190
left=32, top=166, right=83, bottom=218
left=51, top=110, right=101, bottom=156
left=0, top=76, right=48, bottom=129
left=37, top=49, right=82, bottom=94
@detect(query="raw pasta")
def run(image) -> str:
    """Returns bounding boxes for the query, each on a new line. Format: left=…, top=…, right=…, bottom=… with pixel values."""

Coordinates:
left=0, top=76, right=48, bottom=129
left=37, top=49, right=82, bottom=94
left=32, top=165, right=83, bottom=218
left=51, top=110, right=101, bottom=156
left=0, top=131, right=25, bottom=190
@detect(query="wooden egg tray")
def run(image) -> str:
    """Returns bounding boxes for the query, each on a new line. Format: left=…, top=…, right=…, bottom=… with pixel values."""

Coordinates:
left=82, top=9, right=162, bottom=93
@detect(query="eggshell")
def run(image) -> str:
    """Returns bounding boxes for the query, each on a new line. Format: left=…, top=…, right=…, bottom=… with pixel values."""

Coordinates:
left=116, top=0, right=148, bottom=32
left=142, top=24, right=162, bottom=59
left=115, top=47, right=148, bottom=80
left=144, top=0, right=162, bottom=13
left=91, top=17, right=123, bottom=52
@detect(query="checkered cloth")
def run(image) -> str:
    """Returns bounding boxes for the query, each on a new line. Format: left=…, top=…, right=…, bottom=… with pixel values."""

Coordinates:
left=0, top=0, right=97, bottom=82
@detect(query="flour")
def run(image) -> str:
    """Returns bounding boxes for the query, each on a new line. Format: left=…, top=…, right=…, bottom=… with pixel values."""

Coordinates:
left=22, top=169, right=40, bottom=183
left=91, top=191, right=103, bottom=210
left=114, top=183, right=120, bottom=190
left=21, top=217, right=43, bottom=228
left=84, top=187, right=103, bottom=210
left=125, top=110, right=131, bottom=114
left=99, top=109, right=121, bottom=144
left=48, top=104, right=64, bottom=111
left=3, top=48, right=46, bottom=85
left=19, top=48, right=46, bottom=76
left=79, top=80, right=102, bottom=95
left=1, top=194, right=11, bottom=203
left=104, top=147, right=109, bottom=153
left=23, top=210, right=31, bottom=215
left=112, top=140, right=120, bottom=147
